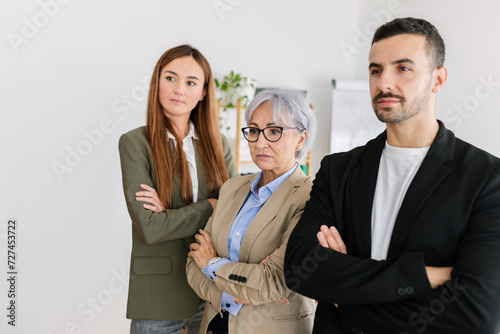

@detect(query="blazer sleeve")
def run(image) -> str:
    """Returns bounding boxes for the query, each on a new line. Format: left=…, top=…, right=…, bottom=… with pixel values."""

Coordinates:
left=212, top=183, right=311, bottom=305
left=443, top=165, right=500, bottom=331
left=118, top=131, right=236, bottom=245
left=284, top=155, right=431, bottom=304
left=186, top=210, right=224, bottom=311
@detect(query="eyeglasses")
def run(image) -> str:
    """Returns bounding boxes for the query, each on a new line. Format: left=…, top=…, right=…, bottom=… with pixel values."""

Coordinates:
left=241, top=126, right=298, bottom=142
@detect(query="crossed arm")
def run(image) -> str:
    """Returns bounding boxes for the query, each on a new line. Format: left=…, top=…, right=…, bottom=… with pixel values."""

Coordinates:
left=185, top=188, right=310, bottom=309
left=118, top=133, right=218, bottom=244
left=134, top=161, right=452, bottom=299
left=316, top=225, right=451, bottom=289
left=118, top=132, right=236, bottom=245
left=188, top=230, right=282, bottom=305
left=285, top=155, right=500, bottom=332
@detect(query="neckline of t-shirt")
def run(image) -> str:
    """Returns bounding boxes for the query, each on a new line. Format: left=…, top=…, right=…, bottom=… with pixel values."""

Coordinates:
left=383, top=141, right=430, bottom=159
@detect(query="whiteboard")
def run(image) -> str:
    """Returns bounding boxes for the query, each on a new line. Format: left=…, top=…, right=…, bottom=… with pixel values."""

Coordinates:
left=330, top=79, right=386, bottom=153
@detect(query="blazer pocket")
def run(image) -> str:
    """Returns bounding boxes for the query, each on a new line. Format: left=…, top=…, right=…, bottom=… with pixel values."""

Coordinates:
left=133, top=256, right=172, bottom=275
left=272, top=311, right=313, bottom=322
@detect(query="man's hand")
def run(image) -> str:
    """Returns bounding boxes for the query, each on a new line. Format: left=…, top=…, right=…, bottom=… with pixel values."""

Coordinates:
left=425, top=266, right=453, bottom=288
left=317, top=225, right=347, bottom=254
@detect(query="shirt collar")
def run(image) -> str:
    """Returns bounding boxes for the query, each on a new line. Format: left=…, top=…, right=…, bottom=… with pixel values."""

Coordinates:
left=250, top=163, right=298, bottom=196
left=166, top=121, right=197, bottom=141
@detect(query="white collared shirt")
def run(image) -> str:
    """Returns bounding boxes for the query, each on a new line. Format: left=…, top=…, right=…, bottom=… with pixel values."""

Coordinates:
left=166, top=122, right=198, bottom=202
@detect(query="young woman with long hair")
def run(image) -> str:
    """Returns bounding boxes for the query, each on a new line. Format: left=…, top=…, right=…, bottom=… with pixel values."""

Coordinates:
left=119, top=44, right=238, bottom=334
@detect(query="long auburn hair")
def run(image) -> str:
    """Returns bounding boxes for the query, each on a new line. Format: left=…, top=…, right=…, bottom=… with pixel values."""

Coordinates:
left=145, top=45, right=230, bottom=208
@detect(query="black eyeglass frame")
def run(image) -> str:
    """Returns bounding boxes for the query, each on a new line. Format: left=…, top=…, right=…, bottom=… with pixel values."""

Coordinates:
left=241, top=126, right=299, bottom=142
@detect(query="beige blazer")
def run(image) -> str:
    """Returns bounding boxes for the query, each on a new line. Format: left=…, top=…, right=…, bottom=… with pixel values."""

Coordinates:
left=186, top=166, right=315, bottom=334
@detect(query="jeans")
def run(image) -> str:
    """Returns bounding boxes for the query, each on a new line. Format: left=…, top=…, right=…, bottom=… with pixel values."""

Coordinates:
left=130, top=302, right=204, bottom=334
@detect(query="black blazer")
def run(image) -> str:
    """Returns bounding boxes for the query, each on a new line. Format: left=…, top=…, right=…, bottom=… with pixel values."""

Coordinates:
left=285, top=121, right=500, bottom=334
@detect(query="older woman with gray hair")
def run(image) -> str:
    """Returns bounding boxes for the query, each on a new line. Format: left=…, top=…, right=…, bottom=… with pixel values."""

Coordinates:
left=186, top=88, right=317, bottom=334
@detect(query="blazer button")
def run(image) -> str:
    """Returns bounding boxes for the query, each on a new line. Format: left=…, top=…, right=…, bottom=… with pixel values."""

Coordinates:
left=405, top=286, right=414, bottom=295
left=397, top=288, right=406, bottom=296
left=241, top=277, right=247, bottom=283
left=229, top=274, right=234, bottom=280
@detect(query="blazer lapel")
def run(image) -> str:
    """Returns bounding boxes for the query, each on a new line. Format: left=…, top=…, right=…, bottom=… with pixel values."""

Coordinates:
left=238, top=167, right=306, bottom=263
left=387, top=121, right=454, bottom=257
left=215, top=177, right=253, bottom=259
left=349, top=133, right=386, bottom=259
left=193, top=139, right=208, bottom=200
left=168, top=139, right=184, bottom=208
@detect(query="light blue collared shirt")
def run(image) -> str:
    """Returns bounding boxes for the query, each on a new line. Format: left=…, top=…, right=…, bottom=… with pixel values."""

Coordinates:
left=201, top=163, right=298, bottom=315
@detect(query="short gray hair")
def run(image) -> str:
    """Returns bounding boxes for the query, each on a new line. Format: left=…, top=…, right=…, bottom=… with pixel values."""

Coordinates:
left=244, top=89, right=317, bottom=160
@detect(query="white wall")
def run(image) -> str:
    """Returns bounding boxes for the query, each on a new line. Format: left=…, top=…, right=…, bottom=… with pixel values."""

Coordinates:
left=3, top=1, right=499, bottom=332
left=0, top=1, right=359, bottom=333
left=354, top=0, right=500, bottom=157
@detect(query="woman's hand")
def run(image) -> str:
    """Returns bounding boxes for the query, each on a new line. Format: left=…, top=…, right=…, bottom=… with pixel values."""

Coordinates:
left=207, top=198, right=218, bottom=210
left=255, top=248, right=289, bottom=304
left=234, top=297, right=251, bottom=305
left=188, top=229, right=218, bottom=270
left=317, top=225, right=347, bottom=254
left=136, top=184, right=165, bottom=212
left=259, top=248, right=279, bottom=265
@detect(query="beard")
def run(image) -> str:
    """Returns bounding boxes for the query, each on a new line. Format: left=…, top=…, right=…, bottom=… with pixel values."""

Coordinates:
left=372, top=86, right=432, bottom=124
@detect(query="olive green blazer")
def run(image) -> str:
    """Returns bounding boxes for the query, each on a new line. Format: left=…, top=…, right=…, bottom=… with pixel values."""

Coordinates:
left=186, top=166, right=315, bottom=333
left=119, top=126, right=238, bottom=321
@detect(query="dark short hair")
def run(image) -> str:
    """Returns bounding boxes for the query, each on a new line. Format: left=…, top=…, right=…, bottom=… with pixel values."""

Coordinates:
left=371, top=17, right=445, bottom=69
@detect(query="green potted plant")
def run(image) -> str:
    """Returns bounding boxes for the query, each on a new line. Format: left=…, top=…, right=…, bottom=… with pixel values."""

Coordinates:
left=215, top=70, right=257, bottom=109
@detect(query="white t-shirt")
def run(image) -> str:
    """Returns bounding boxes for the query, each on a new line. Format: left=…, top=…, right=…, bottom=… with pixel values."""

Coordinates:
left=370, top=142, right=429, bottom=260
left=167, top=122, right=198, bottom=202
